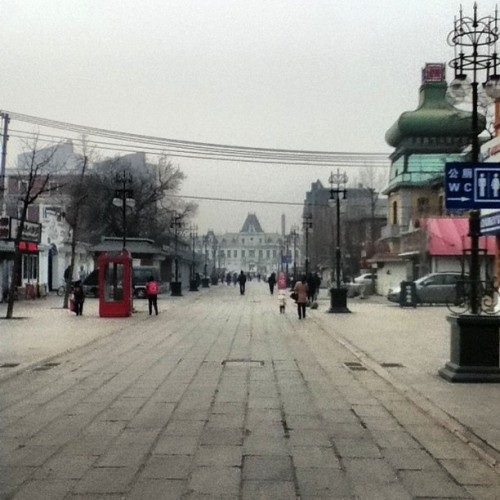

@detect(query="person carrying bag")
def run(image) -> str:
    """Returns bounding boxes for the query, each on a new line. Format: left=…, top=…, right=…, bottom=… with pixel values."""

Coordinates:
left=146, top=276, right=159, bottom=316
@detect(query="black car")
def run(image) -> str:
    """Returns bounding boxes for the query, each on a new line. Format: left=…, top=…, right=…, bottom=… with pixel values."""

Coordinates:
left=82, top=266, right=161, bottom=298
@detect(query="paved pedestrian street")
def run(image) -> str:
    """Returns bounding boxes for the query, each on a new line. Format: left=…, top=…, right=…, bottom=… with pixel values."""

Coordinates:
left=1, top=284, right=500, bottom=499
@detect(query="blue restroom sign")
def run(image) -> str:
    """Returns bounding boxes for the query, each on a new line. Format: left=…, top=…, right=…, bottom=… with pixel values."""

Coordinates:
left=445, top=162, right=500, bottom=210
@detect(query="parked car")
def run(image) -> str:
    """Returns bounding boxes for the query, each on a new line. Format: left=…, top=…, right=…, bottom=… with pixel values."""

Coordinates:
left=387, top=272, right=464, bottom=304
left=82, top=266, right=161, bottom=298
left=354, top=273, right=377, bottom=286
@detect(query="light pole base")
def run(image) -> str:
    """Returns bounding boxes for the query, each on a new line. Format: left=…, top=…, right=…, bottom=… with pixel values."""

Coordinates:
left=170, top=281, right=182, bottom=296
left=201, top=278, right=210, bottom=288
left=189, top=280, right=199, bottom=292
left=439, top=314, right=500, bottom=383
left=328, top=287, right=351, bottom=314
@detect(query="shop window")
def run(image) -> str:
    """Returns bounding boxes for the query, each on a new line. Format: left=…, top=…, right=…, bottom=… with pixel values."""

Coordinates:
left=22, top=254, right=38, bottom=281
left=391, top=201, right=398, bottom=225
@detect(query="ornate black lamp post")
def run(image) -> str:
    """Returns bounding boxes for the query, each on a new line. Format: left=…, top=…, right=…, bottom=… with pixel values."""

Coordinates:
left=439, top=4, right=500, bottom=382
left=112, top=170, right=134, bottom=250
left=290, top=226, right=298, bottom=286
left=302, top=214, right=312, bottom=276
left=328, top=169, right=351, bottom=313
left=189, top=225, right=199, bottom=291
left=202, top=235, right=210, bottom=288
left=170, top=211, right=182, bottom=296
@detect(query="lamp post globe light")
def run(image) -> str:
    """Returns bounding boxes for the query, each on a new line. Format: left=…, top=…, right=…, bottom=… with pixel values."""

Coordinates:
left=439, top=4, right=500, bottom=382
left=170, top=212, right=183, bottom=296
left=327, top=169, right=351, bottom=314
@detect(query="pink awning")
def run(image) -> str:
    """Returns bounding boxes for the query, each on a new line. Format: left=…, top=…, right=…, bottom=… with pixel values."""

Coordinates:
left=424, top=217, right=496, bottom=256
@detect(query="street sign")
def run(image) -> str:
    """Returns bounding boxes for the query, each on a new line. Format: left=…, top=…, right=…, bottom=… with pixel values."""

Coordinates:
left=445, top=162, right=500, bottom=210
left=480, top=210, right=500, bottom=235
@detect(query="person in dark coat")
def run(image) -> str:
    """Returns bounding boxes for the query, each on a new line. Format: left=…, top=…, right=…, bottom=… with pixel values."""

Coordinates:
left=268, top=272, right=277, bottom=295
left=237, top=270, right=247, bottom=295
left=72, top=280, right=85, bottom=316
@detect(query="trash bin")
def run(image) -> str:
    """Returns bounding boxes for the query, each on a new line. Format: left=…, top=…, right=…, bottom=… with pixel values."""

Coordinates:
left=399, top=281, right=417, bottom=308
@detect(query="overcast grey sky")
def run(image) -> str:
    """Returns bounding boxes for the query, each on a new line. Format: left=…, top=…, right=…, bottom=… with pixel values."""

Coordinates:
left=1, top=0, right=495, bottom=234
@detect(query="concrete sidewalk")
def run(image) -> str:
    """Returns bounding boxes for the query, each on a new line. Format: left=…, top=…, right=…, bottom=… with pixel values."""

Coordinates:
left=1, top=284, right=500, bottom=498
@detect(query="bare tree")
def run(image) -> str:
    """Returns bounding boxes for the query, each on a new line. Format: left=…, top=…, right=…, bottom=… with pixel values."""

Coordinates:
left=6, top=138, right=63, bottom=318
left=74, top=155, right=196, bottom=245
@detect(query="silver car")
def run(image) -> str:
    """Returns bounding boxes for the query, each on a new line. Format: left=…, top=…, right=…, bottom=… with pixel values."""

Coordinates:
left=387, top=272, right=464, bottom=304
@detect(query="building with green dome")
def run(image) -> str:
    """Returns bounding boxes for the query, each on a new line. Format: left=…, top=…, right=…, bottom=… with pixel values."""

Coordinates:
left=374, top=63, right=488, bottom=294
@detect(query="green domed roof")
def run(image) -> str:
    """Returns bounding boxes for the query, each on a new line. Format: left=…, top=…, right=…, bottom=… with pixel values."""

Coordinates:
left=385, top=81, right=485, bottom=147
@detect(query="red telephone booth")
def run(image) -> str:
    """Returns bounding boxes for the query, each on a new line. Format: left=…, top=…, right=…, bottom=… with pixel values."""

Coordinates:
left=98, top=251, right=132, bottom=317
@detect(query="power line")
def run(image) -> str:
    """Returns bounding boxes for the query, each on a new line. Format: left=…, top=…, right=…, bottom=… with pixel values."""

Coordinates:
left=3, top=110, right=391, bottom=167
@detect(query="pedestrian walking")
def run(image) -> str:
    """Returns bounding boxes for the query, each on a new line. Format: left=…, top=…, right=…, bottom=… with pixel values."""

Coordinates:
left=146, top=276, right=159, bottom=315
left=293, top=275, right=309, bottom=319
left=268, top=272, right=276, bottom=295
left=237, top=270, right=247, bottom=295
left=72, top=280, right=85, bottom=316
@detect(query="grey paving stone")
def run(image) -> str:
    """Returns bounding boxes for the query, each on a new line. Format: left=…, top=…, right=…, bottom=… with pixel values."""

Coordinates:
left=464, top=484, right=500, bottom=499
left=127, top=479, right=187, bottom=500
left=73, top=466, right=137, bottom=494
left=286, top=415, right=324, bottom=429
left=164, top=419, right=206, bottom=436
left=383, top=447, right=440, bottom=471
left=153, top=435, right=199, bottom=455
left=33, top=454, right=97, bottom=479
left=194, top=445, right=243, bottom=467
left=296, top=467, right=351, bottom=497
left=399, top=470, right=472, bottom=498
left=96, top=445, right=148, bottom=467
left=290, top=446, right=341, bottom=469
left=140, top=454, right=192, bottom=479
left=288, top=429, right=331, bottom=447
left=188, top=466, right=240, bottom=496
left=327, top=422, right=371, bottom=439
left=423, top=439, right=483, bottom=460
left=243, top=435, right=289, bottom=456
left=248, top=397, right=281, bottom=409
left=369, top=429, right=421, bottom=449
left=206, top=413, right=245, bottom=429
left=242, top=455, right=294, bottom=481
left=242, top=480, right=297, bottom=499
left=343, top=458, right=399, bottom=485
left=10, top=445, right=59, bottom=467
left=321, top=409, right=359, bottom=424
left=10, top=479, right=77, bottom=500
left=353, top=482, right=413, bottom=500
left=334, top=438, right=382, bottom=458
left=439, top=458, right=500, bottom=486
left=200, top=427, right=243, bottom=446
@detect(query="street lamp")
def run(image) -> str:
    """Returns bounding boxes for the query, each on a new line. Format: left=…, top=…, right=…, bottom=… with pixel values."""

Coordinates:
left=439, top=4, right=500, bottom=382
left=290, top=226, right=298, bottom=286
left=302, top=214, right=313, bottom=276
left=112, top=170, right=134, bottom=250
left=170, top=211, right=182, bottom=296
left=202, top=235, right=210, bottom=288
left=328, top=169, right=350, bottom=313
left=189, top=225, right=199, bottom=291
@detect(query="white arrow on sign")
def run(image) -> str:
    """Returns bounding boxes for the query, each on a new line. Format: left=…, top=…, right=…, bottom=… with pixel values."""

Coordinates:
left=447, top=197, right=470, bottom=202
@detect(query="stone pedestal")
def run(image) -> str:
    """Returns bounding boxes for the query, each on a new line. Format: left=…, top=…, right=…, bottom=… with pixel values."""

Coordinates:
left=328, top=287, right=351, bottom=314
left=201, top=278, right=210, bottom=288
left=189, top=280, right=199, bottom=292
left=439, top=314, right=500, bottom=383
left=170, top=281, right=182, bottom=297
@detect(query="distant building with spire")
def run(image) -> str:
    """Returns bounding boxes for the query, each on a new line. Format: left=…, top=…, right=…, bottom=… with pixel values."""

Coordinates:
left=204, top=213, right=299, bottom=276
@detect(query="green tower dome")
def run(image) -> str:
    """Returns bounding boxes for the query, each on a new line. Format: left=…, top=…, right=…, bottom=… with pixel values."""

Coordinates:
left=385, top=80, right=485, bottom=148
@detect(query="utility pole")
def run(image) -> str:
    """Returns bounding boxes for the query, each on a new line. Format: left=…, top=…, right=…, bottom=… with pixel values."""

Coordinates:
left=0, top=112, right=9, bottom=215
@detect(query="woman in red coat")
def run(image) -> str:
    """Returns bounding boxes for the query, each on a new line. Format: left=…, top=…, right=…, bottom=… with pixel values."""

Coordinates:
left=293, top=275, right=309, bottom=319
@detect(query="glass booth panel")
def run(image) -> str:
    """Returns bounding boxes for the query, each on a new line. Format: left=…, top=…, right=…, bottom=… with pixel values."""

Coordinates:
left=103, top=262, right=124, bottom=302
